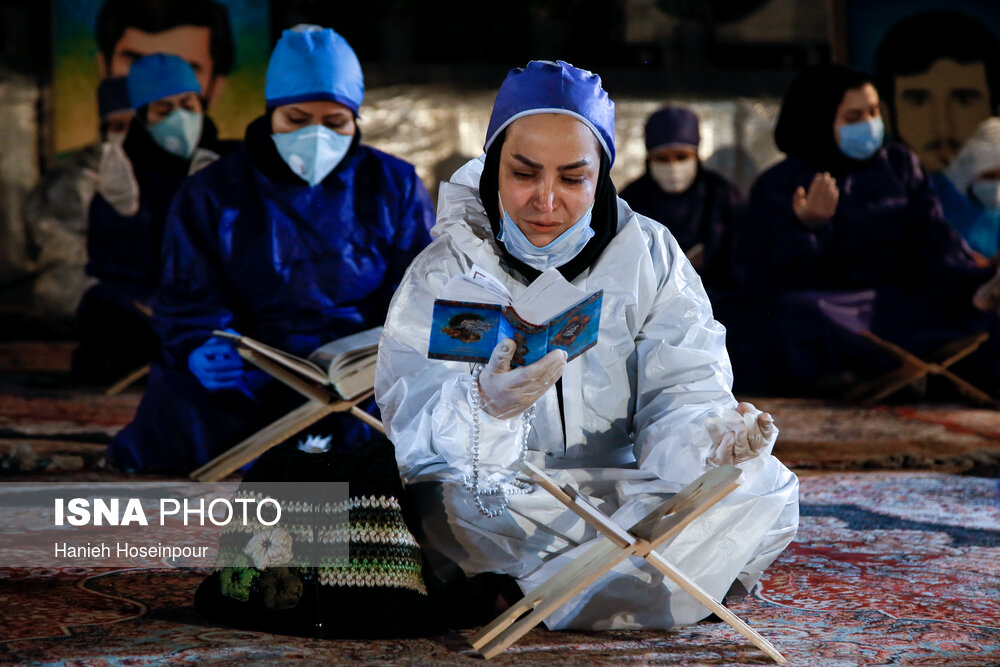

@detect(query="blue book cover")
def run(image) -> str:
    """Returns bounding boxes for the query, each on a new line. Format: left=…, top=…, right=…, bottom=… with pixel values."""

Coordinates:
left=428, top=290, right=602, bottom=367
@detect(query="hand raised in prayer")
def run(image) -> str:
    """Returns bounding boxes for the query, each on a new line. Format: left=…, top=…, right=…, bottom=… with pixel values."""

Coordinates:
left=478, top=338, right=567, bottom=420
left=85, top=141, right=140, bottom=217
left=792, top=172, right=839, bottom=230
left=706, top=402, right=778, bottom=466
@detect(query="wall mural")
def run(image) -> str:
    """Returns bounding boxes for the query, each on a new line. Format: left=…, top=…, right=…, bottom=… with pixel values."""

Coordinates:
left=846, top=0, right=1000, bottom=173
left=51, top=0, right=269, bottom=157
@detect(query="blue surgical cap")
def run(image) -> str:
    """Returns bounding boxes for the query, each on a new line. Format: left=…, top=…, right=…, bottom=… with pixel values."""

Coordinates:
left=645, top=106, right=700, bottom=150
left=127, top=54, right=201, bottom=109
left=265, top=26, right=364, bottom=114
left=97, top=76, right=132, bottom=117
left=484, top=60, right=616, bottom=164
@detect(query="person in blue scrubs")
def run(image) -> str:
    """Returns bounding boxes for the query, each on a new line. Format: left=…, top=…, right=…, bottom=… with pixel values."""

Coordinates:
left=73, top=54, right=236, bottom=385
left=108, top=26, right=435, bottom=472
left=931, top=117, right=1000, bottom=264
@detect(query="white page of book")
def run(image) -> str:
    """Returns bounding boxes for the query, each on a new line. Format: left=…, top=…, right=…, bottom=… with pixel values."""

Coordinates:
left=307, top=327, right=383, bottom=378
left=439, top=264, right=512, bottom=305
left=511, top=268, right=591, bottom=325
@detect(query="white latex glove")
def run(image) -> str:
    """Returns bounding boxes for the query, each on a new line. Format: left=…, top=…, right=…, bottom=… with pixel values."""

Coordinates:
left=93, top=141, right=140, bottom=216
left=478, top=338, right=567, bottom=420
left=973, top=267, right=1000, bottom=313
left=706, top=402, right=778, bottom=466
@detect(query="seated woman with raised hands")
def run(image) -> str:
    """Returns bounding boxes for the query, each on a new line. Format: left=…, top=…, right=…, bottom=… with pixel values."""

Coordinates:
left=719, top=64, right=1000, bottom=398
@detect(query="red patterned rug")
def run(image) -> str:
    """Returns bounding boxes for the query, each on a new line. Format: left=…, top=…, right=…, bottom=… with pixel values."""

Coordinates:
left=5, top=390, right=1000, bottom=475
left=1, top=472, right=997, bottom=666
left=3, top=341, right=999, bottom=475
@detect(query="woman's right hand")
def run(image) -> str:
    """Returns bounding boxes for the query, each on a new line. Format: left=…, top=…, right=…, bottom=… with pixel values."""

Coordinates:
left=792, top=172, right=839, bottom=230
left=478, top=338, right=567, bottom=419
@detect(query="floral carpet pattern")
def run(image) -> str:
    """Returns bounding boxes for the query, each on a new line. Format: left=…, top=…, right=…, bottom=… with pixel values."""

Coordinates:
left=1, top=472, right=997, bottom=666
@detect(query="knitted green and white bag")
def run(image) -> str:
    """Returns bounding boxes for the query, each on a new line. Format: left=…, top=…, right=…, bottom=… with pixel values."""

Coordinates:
left=194, top=435, right=444, bottom=639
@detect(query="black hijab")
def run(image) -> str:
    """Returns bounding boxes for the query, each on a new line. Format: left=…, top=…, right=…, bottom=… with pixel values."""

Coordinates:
left=774, top=64, right=881, bottom=175
left=478, top=128, right=618, bottom=283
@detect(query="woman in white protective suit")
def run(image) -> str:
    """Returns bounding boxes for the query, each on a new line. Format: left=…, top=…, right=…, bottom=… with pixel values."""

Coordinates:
left=375, top=60, right=799, bottom=630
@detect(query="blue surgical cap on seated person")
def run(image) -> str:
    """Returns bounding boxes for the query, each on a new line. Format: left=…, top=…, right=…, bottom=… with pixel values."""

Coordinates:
left=484, top=60, right=616, bottom=165
left=645, top=106, right=700, bottom=151
left=264, top=25, right=365, bottom=114
left=127, top=54, right=202, bottom=109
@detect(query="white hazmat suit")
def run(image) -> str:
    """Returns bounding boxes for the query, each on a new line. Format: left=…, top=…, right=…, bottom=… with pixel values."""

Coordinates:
left=375, top=156, right=799, bottom=630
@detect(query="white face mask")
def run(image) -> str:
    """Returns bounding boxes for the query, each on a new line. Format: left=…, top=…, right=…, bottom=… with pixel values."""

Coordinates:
left=497, top=192, right=595, bottom=271
left=650, top=159, right=698, bottom=194
left=272, top=125, right=353, bottom=187
left=971, top=179, right=1000, bottom=211
left=148, top=109, right=203, bottom=159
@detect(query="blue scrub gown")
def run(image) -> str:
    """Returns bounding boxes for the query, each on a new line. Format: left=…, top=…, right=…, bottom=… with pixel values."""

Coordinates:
left=108, top=118, right=435, bottom=472
left=930, top=172, right=1000, bottom=260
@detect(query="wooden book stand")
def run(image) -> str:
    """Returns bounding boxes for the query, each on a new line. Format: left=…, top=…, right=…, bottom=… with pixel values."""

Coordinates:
left=105, top=301, right=155, bottom=396
left=190, top=345, right=384, bottom=482
left=470, top=462, right=786, bottom=663
left=105, top=363, right=150, bottom=396
left=845, top=330, right=998, bottom=408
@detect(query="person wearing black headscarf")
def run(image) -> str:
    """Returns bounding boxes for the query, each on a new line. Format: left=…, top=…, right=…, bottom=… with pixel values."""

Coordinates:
left=620, top=106, right=744, bottom=287
left=718, top=63, right=1000, bottom=398
left=376, top=60, right=798, bottom=631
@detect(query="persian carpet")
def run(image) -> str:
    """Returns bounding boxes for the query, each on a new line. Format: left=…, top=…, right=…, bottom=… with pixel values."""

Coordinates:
left=1, top=471, right=997, bottom=666
left=3, top=341, right=1000, bottom=475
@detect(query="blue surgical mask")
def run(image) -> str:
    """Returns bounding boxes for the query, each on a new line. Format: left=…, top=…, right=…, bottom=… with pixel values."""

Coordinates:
left=497, top=193, right=595, bottom=271
left=971, top=179, right=1000, bottom=211
left=837, top=117, right=885, bottom=161
left=148, top=109, right=203, bottom=159
left=272, top=125, right=353, bottom=187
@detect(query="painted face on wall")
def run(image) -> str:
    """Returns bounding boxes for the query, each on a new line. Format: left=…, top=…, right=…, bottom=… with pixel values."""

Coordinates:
left=892, top=58, right=992, bottom=172
left=100, top=25, right=223, bottom=107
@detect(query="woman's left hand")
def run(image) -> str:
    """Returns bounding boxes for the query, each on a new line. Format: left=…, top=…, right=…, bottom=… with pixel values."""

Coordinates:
left=707, top=402, right=778, bottom=466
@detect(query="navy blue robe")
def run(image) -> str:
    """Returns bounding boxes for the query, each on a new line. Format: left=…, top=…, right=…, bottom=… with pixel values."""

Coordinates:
left=718, top=144, right=999, bottom=397
left=108, top=118, right=435, bottom=472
